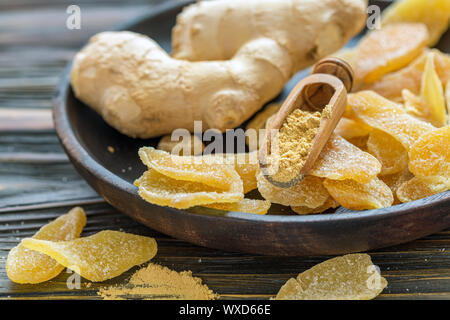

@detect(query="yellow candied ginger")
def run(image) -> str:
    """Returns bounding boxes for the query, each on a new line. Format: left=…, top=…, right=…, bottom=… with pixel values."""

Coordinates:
left=6, top=207, right=86, bottom=284
left=397, top=176, right=449, bottom=203
left=275, top=254, right=387, bottom=300
left=381, top=0, right=450, bottom=46
left=380, top=169, right=414, bottom=204
left=324, top=178, right=394, bottom=210
left=136, top=169, right=243, bottom=209
left=21, top=230, right=157, bottom=282
left=335, top=117, right=372, bottom=140
left=353, top=23, right=428, bottom=83
left=291, top=197, right=339, bottom=215
left=409, top=126, right=450, bottom=182
left=366, top=49, right=450, bottom=101
left=348, top=91, right=435, bottom=151
left=420, top=53, right=447, bottom=127
left=367, top=129, right=409, bottom=176
left=256, top=172, right=329, bottom=209
left=204, top=199, right=271, bottom=215
left=212, top=152, right=259, bottom=194
left=139, top=147, right=241, bottom=191
left=309, top=134, right=381, bottom=184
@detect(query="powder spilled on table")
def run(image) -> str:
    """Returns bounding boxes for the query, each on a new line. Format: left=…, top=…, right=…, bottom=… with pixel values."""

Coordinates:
left=97, top=263, right=218, bottom=300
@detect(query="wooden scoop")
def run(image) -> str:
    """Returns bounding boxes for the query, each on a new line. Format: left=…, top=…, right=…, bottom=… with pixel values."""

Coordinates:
left=259, top=57, right=354, bottom=188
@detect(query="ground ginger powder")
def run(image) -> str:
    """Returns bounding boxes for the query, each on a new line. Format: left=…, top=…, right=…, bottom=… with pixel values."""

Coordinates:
left=98, top=263, right=218, bottom=300
left=270, top=108, right=322, bottom=183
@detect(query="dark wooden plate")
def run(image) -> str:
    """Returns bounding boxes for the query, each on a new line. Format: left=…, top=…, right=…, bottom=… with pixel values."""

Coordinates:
left=53, top=0, right=450, bottom=256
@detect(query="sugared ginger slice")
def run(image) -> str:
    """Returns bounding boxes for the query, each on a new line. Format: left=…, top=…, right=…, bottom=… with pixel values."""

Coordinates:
left=275, top=254, right=387, bottom=300
left=409, top=126, right=450, bottom=182
left=6, top=207, right=86, bottom=284
left=324, top=178, right=394, bottom=210
left=291, top=197, right=338, bottom=215
left=367, top=129, right=409, bottom=176
left=420, top=52, right=447, bottom=127
left=256, top=172, right=329, bottom=209
left=381, top=0, right=450, bottom=46
left=309, top=134, right=381, bottom=184
left=348, top=91, right=435, bottom=151
left=353, top=23, right=428, bottom=83
left=397, top=176, right=449, bottom=203
left=136, top=169, right=243, bottom=209
left=21, top=230, right=157, bottom=282
left=204, top=199, right=271, bottom=215
left=139, top=147, right=242, bottom=191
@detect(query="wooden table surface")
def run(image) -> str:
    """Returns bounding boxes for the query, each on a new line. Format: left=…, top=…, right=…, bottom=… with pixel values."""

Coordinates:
left=0, top=0, right=450, bottom=300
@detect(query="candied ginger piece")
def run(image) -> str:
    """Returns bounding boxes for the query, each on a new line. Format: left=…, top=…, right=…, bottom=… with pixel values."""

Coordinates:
left=381, top=0, right=450, bottom=46
left=275, top=254, right=387, bottom=300
left=136, top=169, right=243, bottom=209
left=397, top=176, right=449, bottom=203
left=324, top=178, right=394, bottom=210
left=335, top=117, right=372, bottom=140
left=195, top=152, right=258, bottom=194
left=402, top=89, right=427, bottom=119
left=291, top=197, right=339, bottom=215
left=157, top=134, right=204, bottom=156
left=381, top=169, right=414, bottom=204
left=139, top=147, right=242, bottom=191
left=353, top=23, right=428, bottom=83
left=21, top=230, right=157, bottom=282
left=367, top=130, right=409, bottom=176
left=346, top=136, right=369, bottom=151
left=308, top=134, right=381, bottom=184
left=204, top=199, right=271, bottom=215
left=348, top=91, right=435, bottom=151
left=256, top=172, right=329, bottom=208
left=409, top=126, right=450, bottom=181
left=6, top=207, right=86, bottom=284
left=213, top=152, right=259, bottom=194
left=420, top=53, right=447, bottom=127
left=365, top=49, right=450, bottom=101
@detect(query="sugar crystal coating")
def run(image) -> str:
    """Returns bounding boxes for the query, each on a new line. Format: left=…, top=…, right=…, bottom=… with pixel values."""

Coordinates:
left=409, top=126, right=450, bottom=182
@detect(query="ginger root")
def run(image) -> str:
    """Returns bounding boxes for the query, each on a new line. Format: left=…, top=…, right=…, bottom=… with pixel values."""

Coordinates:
left=71, top=0, right=366, bottom=138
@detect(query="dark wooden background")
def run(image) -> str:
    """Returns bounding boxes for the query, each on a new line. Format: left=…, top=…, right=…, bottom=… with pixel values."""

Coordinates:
left=0, top=0, right=449, bottom=299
